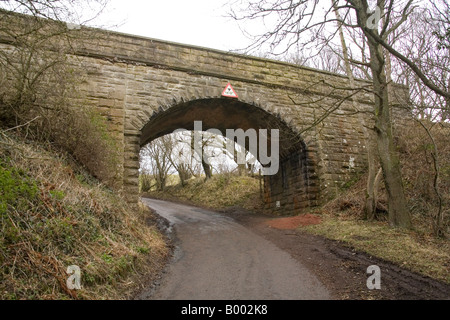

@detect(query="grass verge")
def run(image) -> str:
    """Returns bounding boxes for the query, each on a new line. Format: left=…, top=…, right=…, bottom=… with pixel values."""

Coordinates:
left=301, top=212, right=450, bottom=284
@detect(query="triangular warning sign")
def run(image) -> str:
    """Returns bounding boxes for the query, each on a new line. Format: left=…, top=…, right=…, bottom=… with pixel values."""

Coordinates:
left=222, top=83, right=238, bottom=98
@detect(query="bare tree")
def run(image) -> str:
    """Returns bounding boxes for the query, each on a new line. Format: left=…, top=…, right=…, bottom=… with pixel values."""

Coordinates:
left=391, top=4, right=449, bottom=236
left=140, top=136, right=174, bottom=191
left=175, top=130, right=216, bottom=180
left=169, top=131, right=195, bottom=186
left=0, top=0, right=108, bottom=122
left=169, top=130, right=224, bottom=182
left=345, top=0, right=410, bottom=228
left=195, top=131, right=214, bottom=180
left=331, top=1, right=382, bottom=221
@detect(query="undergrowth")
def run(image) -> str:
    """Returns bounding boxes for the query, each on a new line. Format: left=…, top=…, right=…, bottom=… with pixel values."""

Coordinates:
left=302, top=122, right=450, bottom=283
left=320, top=122, right=449, bottom=236
left=0, top=131, right=169, bottom=300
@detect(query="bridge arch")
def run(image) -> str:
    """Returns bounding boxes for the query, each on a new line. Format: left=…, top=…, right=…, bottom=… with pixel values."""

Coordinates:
left=132, top=97, right=319, bottom=215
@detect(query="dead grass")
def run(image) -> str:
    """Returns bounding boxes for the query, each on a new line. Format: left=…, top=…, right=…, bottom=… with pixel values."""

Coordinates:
left=0, top=131, right=169, bottom=300
left=144, top=174, right=264, bottom=212
left=302, top=213, right=450, bottom=284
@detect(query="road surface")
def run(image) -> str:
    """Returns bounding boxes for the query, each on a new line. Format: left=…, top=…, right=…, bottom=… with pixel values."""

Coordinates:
left=137, top=198, right=331, bottom=300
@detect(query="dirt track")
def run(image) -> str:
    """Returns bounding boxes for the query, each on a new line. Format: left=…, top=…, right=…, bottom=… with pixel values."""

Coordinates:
left=136, top=198, right=450, bottom=300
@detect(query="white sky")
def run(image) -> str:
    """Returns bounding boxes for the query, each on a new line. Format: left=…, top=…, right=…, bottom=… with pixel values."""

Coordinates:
left=97, top=0, right=253, bottom=53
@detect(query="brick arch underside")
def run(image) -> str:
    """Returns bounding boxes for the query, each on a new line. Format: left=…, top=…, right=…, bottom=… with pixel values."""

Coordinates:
left=139, top=98, right=319, bottom=215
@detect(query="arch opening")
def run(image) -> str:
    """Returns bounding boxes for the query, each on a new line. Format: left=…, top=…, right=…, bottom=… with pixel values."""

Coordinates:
left=138, top=98, right=318, bottom=215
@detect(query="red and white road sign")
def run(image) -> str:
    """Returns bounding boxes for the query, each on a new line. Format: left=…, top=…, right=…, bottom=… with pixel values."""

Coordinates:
left=222, top=83, right=238, bottom=98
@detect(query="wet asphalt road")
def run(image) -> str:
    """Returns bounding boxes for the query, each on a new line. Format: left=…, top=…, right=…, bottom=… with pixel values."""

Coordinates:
left=138, top=198, right=331, bottom=300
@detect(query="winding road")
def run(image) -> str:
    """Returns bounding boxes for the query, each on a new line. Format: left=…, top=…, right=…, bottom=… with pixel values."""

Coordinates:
left=137, top=198, right=331, bottom=300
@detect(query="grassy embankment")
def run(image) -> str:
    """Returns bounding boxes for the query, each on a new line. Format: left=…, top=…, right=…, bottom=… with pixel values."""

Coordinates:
left=0, top=131, right=169, bottom=300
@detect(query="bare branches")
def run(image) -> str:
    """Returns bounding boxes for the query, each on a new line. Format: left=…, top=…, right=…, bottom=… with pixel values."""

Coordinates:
left=429, top=0, right=450, bottom=50
left=363, top=24, right=450, bottom=100
left=414, top=119, right=445, bottom=237
left=140, top=136, right=174, bottom=191
left=0, top=0, right=109, bottom=25
left=229, top=0, right=346, bottom=57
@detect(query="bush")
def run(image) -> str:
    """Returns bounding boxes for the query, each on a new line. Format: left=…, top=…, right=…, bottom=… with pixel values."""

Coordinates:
left=397, top=121, right=449, bottom=236
left=44, top=105, right=120, bottom=186
left=139, top=174, right=154, bottom=193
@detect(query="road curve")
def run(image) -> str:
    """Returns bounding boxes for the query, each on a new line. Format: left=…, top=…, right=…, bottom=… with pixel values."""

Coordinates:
left=138, top=198, right=331, bottom=300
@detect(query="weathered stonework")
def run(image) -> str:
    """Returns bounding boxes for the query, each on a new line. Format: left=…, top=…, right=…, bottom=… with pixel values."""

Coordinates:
left=0, top=15, right=410, bottom=215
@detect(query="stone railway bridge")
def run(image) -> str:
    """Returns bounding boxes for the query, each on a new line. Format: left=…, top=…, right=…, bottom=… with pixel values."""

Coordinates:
left=0, top=16, right=409, bottom=215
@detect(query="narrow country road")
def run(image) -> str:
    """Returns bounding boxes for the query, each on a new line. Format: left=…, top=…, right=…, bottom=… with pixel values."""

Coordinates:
left=136, top=198, right=331, bottom=300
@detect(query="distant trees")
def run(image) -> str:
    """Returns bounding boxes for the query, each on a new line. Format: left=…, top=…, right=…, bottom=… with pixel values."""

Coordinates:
left=139, top=131, right=261, bottom=192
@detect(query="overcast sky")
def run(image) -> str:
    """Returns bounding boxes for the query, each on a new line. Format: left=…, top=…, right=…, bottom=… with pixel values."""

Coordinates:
left=98, top=0, right=253, bottom=53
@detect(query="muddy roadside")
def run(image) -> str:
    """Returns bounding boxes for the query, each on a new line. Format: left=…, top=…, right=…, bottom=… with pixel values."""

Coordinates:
left=220, top=207, right=450, bottom=300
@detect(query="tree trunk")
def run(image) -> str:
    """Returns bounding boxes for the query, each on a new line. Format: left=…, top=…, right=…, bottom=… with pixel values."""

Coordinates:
left=332, top=1, right=380, bottom=221
left=157, top=174, right=166, bottom=191
left=365, top=167, right=383, bottom=220
left=352, top=0, right=411, bottom=228
left=177, top=169, right=187, bottom=186
left=237, top=163, right=246, bottom=176
left=368, top=38, right=411, bottom=228
left=202, top=158, right=212, bottom=180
